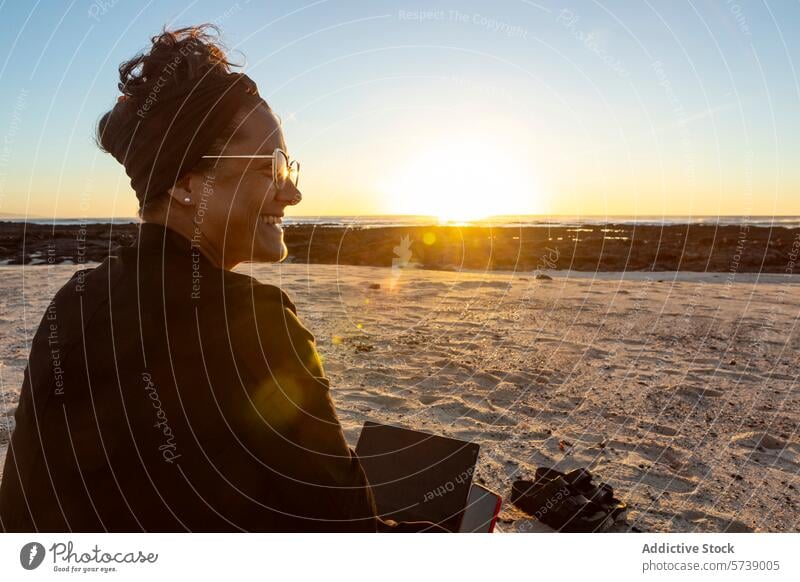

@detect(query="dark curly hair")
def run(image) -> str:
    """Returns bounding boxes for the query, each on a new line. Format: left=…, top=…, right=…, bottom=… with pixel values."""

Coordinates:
left=95, top=24, right=263, bottom=214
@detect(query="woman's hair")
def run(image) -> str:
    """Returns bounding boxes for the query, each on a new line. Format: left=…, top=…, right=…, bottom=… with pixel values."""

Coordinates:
left=95, top=24, right=262, bottom=214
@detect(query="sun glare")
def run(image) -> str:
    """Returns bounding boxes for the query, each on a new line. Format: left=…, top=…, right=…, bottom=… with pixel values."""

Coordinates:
left=382, top=139, right=539, bottom=222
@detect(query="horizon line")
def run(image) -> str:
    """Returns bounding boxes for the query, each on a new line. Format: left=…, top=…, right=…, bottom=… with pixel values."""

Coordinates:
left=3, top=213, right=800, bottom=220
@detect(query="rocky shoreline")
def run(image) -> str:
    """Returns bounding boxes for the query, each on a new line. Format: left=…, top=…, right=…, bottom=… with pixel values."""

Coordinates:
left=1, top=221, right=798, bottom=272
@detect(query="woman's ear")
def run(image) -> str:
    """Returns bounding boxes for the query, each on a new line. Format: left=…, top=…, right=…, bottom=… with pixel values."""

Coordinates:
left=166, top=173, right=195, bottom=206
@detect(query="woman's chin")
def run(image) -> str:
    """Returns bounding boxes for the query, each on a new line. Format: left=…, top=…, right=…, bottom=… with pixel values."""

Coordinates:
left=251, top=240, right=287, bottom=263
left=250, top=221, right=287, bottom=263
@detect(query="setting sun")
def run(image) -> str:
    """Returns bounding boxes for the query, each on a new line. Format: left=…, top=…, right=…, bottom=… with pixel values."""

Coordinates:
left=381, top=139, right=541, bottom=222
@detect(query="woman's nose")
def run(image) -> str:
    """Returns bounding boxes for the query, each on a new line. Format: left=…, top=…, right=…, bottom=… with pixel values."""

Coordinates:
left=275, top=180, right=302, bottom=205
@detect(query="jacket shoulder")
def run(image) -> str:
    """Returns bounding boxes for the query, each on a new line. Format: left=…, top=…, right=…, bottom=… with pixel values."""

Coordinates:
left=222, top=271, right=297, bottom=315
left=221, top=271, right=322, bottom=374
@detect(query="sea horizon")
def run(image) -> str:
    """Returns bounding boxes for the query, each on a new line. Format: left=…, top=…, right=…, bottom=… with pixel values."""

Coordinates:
left=2, top=214, right=799, bottom=229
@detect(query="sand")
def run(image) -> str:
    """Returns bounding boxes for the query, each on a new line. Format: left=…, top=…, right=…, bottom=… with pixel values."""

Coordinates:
left=1, top=263, right=799, bottom=532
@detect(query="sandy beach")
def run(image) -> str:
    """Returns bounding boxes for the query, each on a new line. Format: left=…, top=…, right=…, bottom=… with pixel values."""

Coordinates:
left=1, top=263, right=798, bottom=532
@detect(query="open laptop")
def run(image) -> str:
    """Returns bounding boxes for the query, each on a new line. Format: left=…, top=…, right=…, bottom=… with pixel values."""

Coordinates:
left=355, top=421, right=501, bottom=532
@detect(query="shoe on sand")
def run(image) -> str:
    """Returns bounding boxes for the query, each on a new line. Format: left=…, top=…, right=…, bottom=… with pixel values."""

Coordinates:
left=510, top=467, right=627, bottom=532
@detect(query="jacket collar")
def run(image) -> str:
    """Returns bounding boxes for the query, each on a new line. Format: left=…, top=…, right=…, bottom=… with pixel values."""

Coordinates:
left=134, top=222, right=208, bottom=260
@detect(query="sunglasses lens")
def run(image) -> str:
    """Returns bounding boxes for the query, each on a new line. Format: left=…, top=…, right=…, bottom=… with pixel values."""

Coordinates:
left=288, top=160, right=300, bottom=187
left=274, top=150, right=289, bottom=189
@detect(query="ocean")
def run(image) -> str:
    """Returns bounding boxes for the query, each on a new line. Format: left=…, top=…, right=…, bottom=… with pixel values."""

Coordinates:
left=4, top=215, right=800, bottom=229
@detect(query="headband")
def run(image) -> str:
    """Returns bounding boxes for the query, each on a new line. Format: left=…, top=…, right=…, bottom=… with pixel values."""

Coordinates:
left=103, top=72, right=259, bottom=206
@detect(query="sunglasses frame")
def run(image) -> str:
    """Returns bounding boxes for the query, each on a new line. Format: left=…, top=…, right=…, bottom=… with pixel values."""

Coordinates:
left=200, top=148, right=301, bottom=204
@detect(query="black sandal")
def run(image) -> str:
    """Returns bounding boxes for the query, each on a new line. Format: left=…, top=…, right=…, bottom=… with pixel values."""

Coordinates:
left=511, top=467, right=627, bottom=532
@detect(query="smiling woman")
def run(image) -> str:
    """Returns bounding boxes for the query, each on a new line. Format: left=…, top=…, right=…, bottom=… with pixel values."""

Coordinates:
left=382, top=138, right=541, bottom=222
left=0, top=24, right=382, bottom=533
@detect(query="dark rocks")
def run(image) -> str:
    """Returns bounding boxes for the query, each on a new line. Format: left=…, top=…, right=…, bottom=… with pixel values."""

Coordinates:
left=3, top=221, right=799, bottom=272
left=0, top=222, right=137, bottom=264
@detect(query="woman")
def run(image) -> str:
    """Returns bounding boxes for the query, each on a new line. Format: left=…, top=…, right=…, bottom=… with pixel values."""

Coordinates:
left=0, top=25, right=380, bottom=532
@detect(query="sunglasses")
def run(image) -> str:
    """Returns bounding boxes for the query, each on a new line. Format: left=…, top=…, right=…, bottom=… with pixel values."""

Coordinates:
left=201, top=148, right=301, bottom=204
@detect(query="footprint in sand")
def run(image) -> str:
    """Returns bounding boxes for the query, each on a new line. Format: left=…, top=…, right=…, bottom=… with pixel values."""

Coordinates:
left=548, top=396, right=584, bottom=412
left=675, top=509, right=753, bottom=533
left=611, top=464, right=698, bottom=494
left=429, top=398, right=518, bottom=427
left=486, top=382, right=520, bottom=407
left=350, top=390, right=409, bottom=410
left=608, top=439, right=711, bottom=480
left=672, top=384, right=724, bottom=401
left=729, top=432, right=800, bottom=471
left=418, top=394, right=444, bottom=405
left=638, top=422, right=679, bottom=437
left=487, top=366, right=557, bottom=387
left=470, top=371, right=503, bottom=389
left=491, top=370, right=541, bottom=386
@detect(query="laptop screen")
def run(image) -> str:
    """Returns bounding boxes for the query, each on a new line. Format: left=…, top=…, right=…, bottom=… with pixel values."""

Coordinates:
left=355, top=421, right=480, bottom=532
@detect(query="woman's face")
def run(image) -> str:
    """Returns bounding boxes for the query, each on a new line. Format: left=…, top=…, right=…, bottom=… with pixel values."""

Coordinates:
left=186, top=102, right=302, bottom=267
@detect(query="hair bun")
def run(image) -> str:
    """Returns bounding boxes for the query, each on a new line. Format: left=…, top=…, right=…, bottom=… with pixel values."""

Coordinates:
left=116, top=24, right=240, bottom=106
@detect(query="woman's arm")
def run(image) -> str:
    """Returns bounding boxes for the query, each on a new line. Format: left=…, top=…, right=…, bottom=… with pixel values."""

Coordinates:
left=226, top=282, right=378, bottom=531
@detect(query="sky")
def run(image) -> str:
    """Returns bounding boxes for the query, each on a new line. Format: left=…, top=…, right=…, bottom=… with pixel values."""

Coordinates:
left=0, top=0, right=798, bottom=219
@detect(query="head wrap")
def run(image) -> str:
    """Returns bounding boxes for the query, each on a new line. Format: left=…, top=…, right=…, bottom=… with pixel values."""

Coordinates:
left=102, top=72, right=260, bottom=207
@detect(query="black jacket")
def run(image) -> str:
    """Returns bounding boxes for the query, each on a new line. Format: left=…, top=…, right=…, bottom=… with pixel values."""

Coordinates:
left=0, top=223, right=378, bottom=532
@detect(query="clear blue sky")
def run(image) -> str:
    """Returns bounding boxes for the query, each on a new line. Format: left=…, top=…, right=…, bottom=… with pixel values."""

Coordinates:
left=1, top=0, right=798, bottom=218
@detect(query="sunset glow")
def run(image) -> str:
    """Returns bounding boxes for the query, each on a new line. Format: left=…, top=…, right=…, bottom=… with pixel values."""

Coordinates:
left=0, top=1, right=798, bottom=219
left=381, top=139, right=541, bottom=222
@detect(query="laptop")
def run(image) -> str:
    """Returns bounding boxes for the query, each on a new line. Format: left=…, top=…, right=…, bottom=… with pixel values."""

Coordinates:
left=355, top=421, right=500, bottom=532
